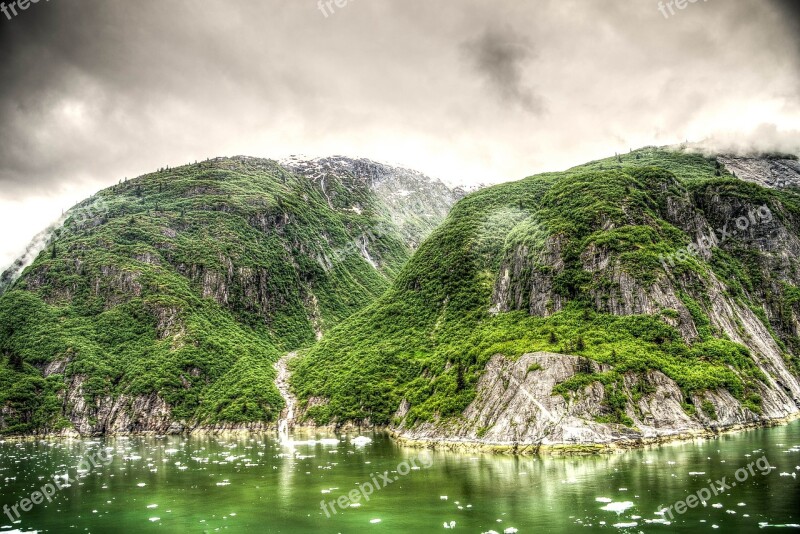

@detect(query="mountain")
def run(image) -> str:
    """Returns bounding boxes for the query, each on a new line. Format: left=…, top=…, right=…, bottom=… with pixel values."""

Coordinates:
left=0, top=156, right=460, bottom=435
left=292, top=148, right=800, bottom=449
left=281, top=156, right=462, bottom=250
left=5, top=147, right=800, bottom=446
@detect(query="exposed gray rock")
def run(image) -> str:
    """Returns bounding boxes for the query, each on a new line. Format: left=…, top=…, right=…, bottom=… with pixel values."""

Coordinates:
left=62, top=375, right=180, bottom=435
left=719, top=156, right=800, bottom=189
left=392, top=352, right=799, bottom=450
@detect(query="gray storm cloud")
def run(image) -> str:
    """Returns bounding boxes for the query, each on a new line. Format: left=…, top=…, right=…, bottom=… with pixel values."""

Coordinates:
left=0, top=0, right=798, bottom=266
left=462, top=26, right=543, bottom=114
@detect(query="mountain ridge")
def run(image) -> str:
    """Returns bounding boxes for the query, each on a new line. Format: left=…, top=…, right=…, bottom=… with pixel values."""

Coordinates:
left=3, top=147, right=800, bottom=451
left=291, top=147, right=800, bottom=449
left=0, top=155, right=460, bottom=435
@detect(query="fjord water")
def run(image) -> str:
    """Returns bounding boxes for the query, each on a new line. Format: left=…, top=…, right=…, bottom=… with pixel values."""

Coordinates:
left=0, top=422, right=798, bottom=533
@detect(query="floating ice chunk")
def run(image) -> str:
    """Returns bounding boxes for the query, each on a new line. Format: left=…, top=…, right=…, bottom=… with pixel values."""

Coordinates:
left=688, top=472, right=706, bottom=475
left=440, top=496, right=448, bottom=500
left=352, top=436, right=373, bottom=447
left=137, top=483, right=147, bottom=488
left=596, top=497, right=613, bottom=503
left=613, top=522, right=638, bottom=528
left=601, top=501, right=634, bottom=514
left=149, top=517, right=160, bottom=522
left=712, top=503, right=723, bottom=509
left=147, top=504, right=158, bottom=509
left=503, top=528, right=518, bottom=534
left=370, top=518, right=381, bottom=524
left=443, top=521, right=456, bottom=529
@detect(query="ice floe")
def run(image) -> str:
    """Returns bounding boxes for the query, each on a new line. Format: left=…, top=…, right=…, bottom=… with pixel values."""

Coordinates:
left=600, top=501, right=634, bottom=514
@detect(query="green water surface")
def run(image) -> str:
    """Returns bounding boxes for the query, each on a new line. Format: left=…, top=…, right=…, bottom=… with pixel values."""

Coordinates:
left=0, top=421, right=798, bottom=533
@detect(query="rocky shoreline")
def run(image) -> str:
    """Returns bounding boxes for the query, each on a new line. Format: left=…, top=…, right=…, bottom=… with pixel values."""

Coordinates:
left=391, top=411, right=800, bottom=455
left=4, top=412, right=799, bottom=458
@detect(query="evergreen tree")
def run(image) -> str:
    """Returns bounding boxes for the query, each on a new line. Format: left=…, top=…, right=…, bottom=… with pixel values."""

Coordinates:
left=456, top=362, right=465, bottom=391
left=577, top=356, right=593, bottom=374
left=7, top=351, right=24, bottom=371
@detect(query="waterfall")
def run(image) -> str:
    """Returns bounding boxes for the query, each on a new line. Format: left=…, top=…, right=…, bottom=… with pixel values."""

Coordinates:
left=274, top=352, right=297, bottom=445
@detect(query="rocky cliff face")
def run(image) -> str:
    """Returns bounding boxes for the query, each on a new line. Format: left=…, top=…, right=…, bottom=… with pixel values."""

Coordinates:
left=389, top=154, right=800, bottom=448
left=393, top=350, right=798, bottom=451
left=718, top=155, right=800, bottom=189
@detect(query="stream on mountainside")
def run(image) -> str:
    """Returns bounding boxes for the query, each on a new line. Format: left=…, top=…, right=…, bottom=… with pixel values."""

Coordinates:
left=274, top=352, right=297, bottom=444
left=0, top=421, right=798, bottom=533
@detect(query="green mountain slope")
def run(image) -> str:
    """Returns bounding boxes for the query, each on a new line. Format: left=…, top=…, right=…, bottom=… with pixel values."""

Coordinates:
left=0, top=156, right=458, bottom=435
left=293, top=148, right=800, bottom=438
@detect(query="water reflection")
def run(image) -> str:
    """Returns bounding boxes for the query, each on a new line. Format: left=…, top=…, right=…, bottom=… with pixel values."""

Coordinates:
left=0, top=422, right=797, bottom=533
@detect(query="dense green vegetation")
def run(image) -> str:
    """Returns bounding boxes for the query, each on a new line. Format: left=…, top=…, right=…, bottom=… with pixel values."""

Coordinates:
left=294, top=147, right=800, bottom=427
left=0, top=157, right=439, bottom=434
left=3, top=148, right=800, bottom=436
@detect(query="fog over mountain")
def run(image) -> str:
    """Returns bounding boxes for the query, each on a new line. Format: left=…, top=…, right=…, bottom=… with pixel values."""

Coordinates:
left=0, top=0, right=798, bottom=267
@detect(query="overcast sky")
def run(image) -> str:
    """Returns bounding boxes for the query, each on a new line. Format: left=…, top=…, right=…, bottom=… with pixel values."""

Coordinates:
left=1, top=0, right=799, bottom=268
